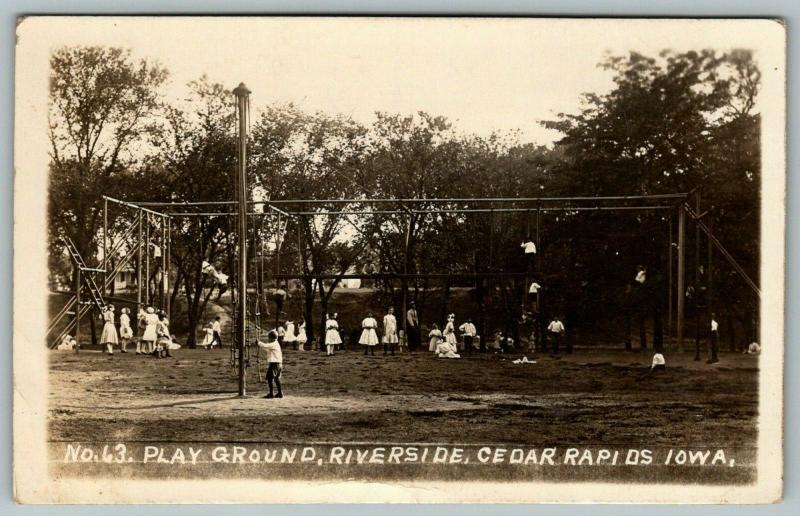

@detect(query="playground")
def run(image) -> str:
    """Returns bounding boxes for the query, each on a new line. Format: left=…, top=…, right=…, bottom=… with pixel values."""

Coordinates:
left=45, top=82, right=762, bottom=484
left=49, top=343, right=758, bottom=482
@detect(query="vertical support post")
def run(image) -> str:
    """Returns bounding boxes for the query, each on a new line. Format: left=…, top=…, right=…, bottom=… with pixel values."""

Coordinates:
left=233, top=82, right=251, bottom=398
left=296, top=217, right=303, bottom=276
left=137, top=209, right=142, bottom=308
left=677, top=205, right=686, bottom=352
left=145, top=212, right=150, bottom=306
left=488, top=209, right=495, bottom=270
left=75, top=266, right=81, bottom=350
left=402, top=208, right=412, bottom=337
left=165, top=216, right=171, bottom=320
left=161, top=216, right=166, bottom=309
left=668, top=217, right=674, bottom=347
left=694, top=193, right=701, bottom=361
left=536, top=201, right=542, bottom=274
left=707, top=214, right=714, bottom=359
left=103, top=198, right=108, bottom=297
left=275, top=213, right=282, bottom=285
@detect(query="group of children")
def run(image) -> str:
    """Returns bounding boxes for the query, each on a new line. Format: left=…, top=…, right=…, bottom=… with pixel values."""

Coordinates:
left=96, top=304, right=178, bottom=358
left=357, top=307, right=406, bottom=356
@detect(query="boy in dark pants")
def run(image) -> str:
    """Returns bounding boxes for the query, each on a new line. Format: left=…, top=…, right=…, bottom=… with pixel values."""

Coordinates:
left=258, top=330, right=284, bottom=399
left=547, top=316, right=565, bottom=356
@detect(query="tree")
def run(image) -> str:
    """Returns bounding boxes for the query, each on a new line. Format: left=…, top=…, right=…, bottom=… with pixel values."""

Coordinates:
left=250, top=105, right=369, bottom=347
left=48, top=46, right=168, bottom=282
left=144, top=77, right=238, bottom=346
left=541, top=49, right=761, bottom=342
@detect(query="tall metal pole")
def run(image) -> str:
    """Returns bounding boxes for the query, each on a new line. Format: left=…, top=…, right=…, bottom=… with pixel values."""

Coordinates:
left=137, top=209, right=142, bottom=308
left=103, top=198, right=108, bottom=298
left=164, top=216, right=171, bottom=319
left=75, top=266, right=81, bottom=350
left=668, top=217, right=674, bottom=347
left=402, top=209, right=412, bottom=337
left=145, top=212, right=150, bottom=306
left=707, top=214, right=713, bottom=360
left=694, top=193, right=701, bottom=361
left=234, top=82, right=251, bottom=398
left=677, top=205, right=686, bottom=352
left=275, top=213, right=282, bottom=285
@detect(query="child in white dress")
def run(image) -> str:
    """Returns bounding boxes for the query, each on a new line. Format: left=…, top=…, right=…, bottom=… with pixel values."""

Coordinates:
left=325, top=314, right=342, bottom=356
left=100, top=305, right=119, bottom=355
left=296, top=320, right=308, bottom=351
left=443, top=314, right=458, bottom=349
left=284, top=320, right=297, bottom=350
left=141, top=307, right=158, bottom=355
left=360, top=312, right=379, bottom=356
left=428, top=324, right=443, bottom=352
left=119, top=307, right=133, bottom=353
left=382, top=307, right=398, bottom=356
left=199, top=322, right=215, bottom=349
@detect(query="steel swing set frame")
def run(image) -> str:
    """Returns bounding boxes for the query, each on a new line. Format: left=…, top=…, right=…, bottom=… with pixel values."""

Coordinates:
left=49, top=83, right=761, bottom=398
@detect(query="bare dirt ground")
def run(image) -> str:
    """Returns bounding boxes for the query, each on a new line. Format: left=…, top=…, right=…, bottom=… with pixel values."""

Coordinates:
left=49, top=345, right=758, bottom=482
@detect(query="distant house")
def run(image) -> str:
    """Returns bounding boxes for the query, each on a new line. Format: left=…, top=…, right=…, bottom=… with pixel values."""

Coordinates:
left=113, top=265, right=137, bottom=291
left=341, top=275, right=362, bottom=289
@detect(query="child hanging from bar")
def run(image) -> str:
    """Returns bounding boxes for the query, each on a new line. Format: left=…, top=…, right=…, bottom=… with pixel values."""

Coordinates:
left=325, top=313, right=342, bottom=356
left=360, top=312, right=379, bottom=355
left=258, top=330, right=284, bottom=399
left=382, top=307, right=398, bottom=356
left=521, top=238, right=537, bottom=273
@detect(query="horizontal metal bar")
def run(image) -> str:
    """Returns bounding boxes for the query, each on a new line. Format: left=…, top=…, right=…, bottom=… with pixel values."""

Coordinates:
left=163, top=205, right=671, bottom=217
left=270, top=194, right=687, bottom=204
left=271, top=272, right=532, bottom=280
left=123, top=193, right=687, bottom=207
left=292, top=206, right=671, bottom=216
left=102, top=196, right=168, bottom=218
left=79, top=267, right=105, bottom=273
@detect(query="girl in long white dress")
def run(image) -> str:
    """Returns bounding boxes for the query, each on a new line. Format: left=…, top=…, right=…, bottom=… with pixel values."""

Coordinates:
left=324, top=314, right=342, bottom=356
left=443, top=314, right=458, bottom=349
left=428, top=324, right=443, bottom=352
left=141, top=307, right=158, bottom=355
left=199, top=322, right=215, bottom=349
left=284, top=320, right=297, bottom=350
left=296, top=320, right=308, bottom=352
left=360, top=312, right=379, bottom=355
left=436, top=339, right=461, bottom=359
left=155, top=313, right=171, bottom=358
left=100, top=305, right=119, bottom=355
left=382, top=307, right=398, bottom=356
left=119, top=307, right=133, bottom=353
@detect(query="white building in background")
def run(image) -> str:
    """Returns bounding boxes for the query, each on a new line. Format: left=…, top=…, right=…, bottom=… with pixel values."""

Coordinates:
left=112, top=265, right=137, bottom=291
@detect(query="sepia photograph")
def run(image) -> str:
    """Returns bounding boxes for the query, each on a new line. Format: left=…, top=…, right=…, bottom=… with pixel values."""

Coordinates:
left=13, top=16, right=786, bottom=503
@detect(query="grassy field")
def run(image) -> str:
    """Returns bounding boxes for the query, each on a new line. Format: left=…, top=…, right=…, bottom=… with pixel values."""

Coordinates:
left=48, top=344, right=758, bottom=483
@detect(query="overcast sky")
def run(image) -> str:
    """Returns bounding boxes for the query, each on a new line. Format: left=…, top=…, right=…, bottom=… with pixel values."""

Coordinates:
left=40, top=17, right=769, bottom=146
